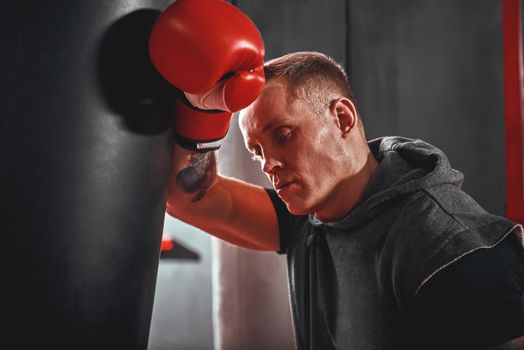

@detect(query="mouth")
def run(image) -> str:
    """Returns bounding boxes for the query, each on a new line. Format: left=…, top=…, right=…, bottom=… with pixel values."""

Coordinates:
left=275, top=181, right=296, bottom=196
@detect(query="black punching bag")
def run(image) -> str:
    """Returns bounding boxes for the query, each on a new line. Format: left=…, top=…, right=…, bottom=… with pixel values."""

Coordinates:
left=1, top=1, right=173, bottom=348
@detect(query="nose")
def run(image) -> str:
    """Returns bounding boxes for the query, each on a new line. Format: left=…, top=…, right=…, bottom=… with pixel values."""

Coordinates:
left=261, top=153, right=283, bottom=175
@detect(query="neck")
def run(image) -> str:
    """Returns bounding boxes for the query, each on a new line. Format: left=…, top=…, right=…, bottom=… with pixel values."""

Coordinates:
left=314, top=150, right=378, bottom=222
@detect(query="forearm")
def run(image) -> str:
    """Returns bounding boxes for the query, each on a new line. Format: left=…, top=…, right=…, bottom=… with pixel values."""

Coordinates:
left=165, top=142, right=278, bottom=251
left=166, top=141, right=219, bottom=212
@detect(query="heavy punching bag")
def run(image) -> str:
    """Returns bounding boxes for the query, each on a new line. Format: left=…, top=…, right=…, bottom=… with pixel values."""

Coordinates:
left=1, top=1, right=173, bottom=348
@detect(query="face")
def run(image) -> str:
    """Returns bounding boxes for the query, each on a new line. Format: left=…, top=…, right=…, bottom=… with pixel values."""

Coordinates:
left=239, top=80, right=352, bottom=216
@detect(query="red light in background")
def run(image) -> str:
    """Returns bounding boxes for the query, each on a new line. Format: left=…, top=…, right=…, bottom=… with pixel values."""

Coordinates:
left=161, top=235, right=174, bottom=251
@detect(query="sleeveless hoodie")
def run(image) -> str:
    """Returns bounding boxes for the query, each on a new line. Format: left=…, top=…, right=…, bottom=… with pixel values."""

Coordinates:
left=276, top=136, right=523, bottom=350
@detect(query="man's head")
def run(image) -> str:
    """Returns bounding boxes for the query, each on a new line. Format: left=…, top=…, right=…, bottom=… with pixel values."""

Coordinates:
left=238, top=51, right=373, bottom=220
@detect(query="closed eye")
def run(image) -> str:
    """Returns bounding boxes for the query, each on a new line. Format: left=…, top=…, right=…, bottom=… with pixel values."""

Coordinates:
left=275, top=127, right=293, bottom=144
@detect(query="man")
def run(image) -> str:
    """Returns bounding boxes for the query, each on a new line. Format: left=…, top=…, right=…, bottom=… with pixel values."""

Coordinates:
left=149, top=2, right=524, bottom=349
left=166, top=51, right=524, bottom=350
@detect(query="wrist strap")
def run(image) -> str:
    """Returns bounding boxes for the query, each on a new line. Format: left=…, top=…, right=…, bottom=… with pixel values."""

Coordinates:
left=173, top=132, right=224, bottom=153
left=173, top=95, right=232, bottom=142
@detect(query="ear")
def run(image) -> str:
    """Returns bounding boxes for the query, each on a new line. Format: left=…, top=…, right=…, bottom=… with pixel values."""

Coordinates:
left=330, top=98, right=357, bottom=136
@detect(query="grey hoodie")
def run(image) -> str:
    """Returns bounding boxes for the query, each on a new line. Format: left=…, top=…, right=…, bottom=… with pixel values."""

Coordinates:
left=272, top=136, right=523, bottom=350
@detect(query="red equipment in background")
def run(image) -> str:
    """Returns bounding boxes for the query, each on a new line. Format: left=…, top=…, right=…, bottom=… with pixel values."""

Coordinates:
left=503, top=0, right=524, bottom=224
left=160, top=234, right=199, bottom=260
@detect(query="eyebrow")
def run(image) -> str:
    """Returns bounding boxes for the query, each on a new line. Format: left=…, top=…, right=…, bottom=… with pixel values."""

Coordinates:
left=246, top=122, right=273, bottom=149
left=262, top=122, right=274, bottom=132
left=246, top=119, right=290, bottom=150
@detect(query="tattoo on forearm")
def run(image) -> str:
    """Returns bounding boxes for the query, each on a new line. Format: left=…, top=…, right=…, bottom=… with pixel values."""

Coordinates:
left=176, top=151, right=217, bottom=202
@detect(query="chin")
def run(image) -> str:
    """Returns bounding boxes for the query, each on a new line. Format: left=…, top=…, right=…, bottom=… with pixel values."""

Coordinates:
left=283, top=198, right=314, bottom=216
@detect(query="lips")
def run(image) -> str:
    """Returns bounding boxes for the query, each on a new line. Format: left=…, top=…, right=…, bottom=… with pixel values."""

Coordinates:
left=274, top=180, right=296, bottom=196
left=274, top=179, right=290, bottom=190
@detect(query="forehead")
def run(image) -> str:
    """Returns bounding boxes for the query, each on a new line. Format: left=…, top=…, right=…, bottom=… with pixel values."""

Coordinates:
left=238, top=80, right=292, bottom=134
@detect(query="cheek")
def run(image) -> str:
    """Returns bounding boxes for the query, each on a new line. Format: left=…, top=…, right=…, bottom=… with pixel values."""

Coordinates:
left=305, top=141, right=342, bottom=175
left=292, top=149, right=340, bottom=198
left=286, top=126, right=344, bottom=180
left=303, top=141, right=346, bottom=190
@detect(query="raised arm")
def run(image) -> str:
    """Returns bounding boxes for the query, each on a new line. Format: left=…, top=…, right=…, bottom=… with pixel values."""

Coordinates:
left=166, top=143, right=279, bottom=251
left=149, top=0, right=279, bottom=251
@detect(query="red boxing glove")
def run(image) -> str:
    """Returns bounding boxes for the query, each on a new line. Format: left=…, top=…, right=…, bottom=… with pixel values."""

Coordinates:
left=149, top=0, right=265, bottom=151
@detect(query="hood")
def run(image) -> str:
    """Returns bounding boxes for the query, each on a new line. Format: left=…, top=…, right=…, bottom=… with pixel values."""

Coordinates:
left=309, top=136, right=464, bottom=229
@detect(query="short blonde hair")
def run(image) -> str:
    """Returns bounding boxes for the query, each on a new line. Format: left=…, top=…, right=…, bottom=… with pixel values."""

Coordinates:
left=263, top=51, right=356, bottom=116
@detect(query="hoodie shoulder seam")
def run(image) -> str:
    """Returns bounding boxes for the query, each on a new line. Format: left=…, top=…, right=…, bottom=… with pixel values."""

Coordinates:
left=420, top=188, right=467, bottom=228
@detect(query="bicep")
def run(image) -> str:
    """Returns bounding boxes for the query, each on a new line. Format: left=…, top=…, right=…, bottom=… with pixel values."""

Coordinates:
left=167, top=175, right=280, bottom=251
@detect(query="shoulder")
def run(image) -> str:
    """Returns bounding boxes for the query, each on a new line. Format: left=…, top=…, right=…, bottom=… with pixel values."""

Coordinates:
left=411, top=236, right=524, bottom=349
left=384, top=187, right=518, bottom=306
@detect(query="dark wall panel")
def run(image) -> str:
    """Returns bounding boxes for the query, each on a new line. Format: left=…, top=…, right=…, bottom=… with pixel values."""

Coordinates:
left=235, top=0, right=348, bottom=63
left=351, top=0, right=505, bottom=215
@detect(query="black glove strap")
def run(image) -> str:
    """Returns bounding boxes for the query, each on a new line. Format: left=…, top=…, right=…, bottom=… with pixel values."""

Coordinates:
left=173, top=132, right=222, bottom=153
